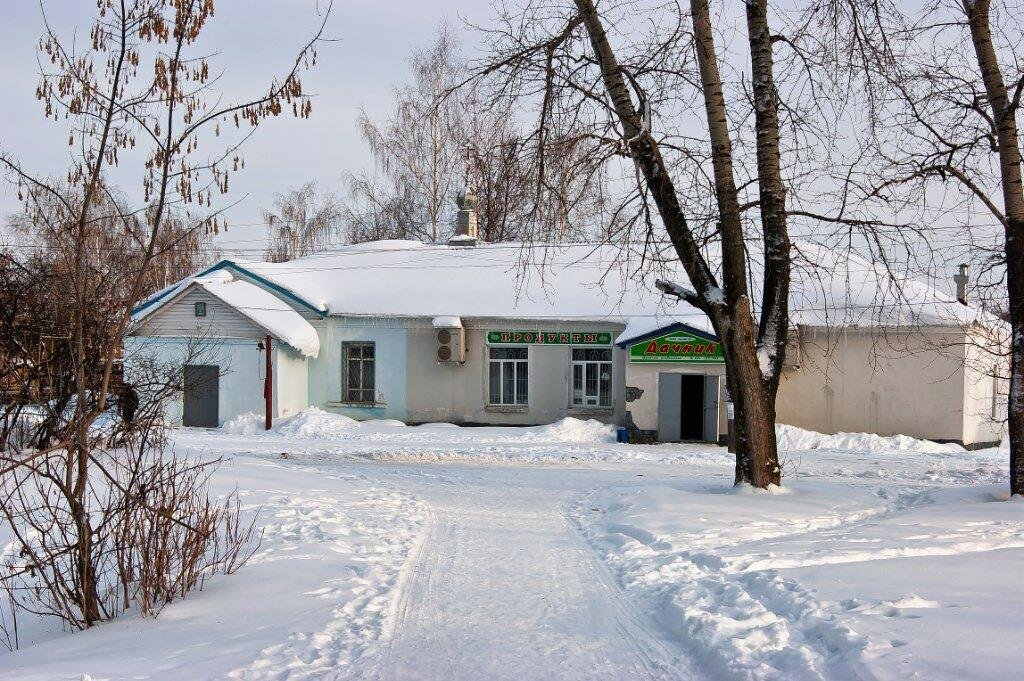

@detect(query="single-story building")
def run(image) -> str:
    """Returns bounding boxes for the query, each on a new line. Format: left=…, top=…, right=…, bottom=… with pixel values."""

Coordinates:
left=127, top=201, right=1008, bottom=447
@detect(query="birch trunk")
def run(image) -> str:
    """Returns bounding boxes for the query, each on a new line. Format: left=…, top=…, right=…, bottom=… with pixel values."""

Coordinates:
left=963, top=0, right=1024, bottom=496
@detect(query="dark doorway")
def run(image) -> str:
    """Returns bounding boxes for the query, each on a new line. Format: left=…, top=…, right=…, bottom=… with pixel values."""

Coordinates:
left=678, top=374, right=705, bottom=440
left=657, top=372, right=720, bottom=442
left=183, top=365, right=219, bottom=427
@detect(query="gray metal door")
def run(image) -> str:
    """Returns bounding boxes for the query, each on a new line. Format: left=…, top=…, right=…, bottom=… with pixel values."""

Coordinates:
left=183, top=365, right=219, bottom=427
left=703, top=375, right=720, bottom=442
left=657, top=373, right=682, bottom=442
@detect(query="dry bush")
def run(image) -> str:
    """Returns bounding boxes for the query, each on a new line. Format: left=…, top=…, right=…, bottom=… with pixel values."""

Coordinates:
left=0, top=420, right=261, bottom=646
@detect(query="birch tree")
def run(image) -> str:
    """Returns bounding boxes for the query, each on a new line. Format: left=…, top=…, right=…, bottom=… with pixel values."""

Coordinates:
left=263, top=181, right=344, bottom=261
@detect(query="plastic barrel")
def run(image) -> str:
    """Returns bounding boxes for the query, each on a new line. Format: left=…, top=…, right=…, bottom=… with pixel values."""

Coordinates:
left=616, top=426, right=629, bottom=443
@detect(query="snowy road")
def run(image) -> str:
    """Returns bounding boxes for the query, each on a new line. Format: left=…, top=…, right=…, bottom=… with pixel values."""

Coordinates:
left=359, top=470, right=697, bottom=680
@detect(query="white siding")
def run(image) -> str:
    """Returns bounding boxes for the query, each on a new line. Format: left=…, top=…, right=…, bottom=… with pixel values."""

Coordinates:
left=136, top=286, right=265, bottom=339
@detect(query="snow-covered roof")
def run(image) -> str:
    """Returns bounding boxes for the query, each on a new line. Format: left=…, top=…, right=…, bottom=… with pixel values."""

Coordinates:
left=135, top=239, right=997, bottom=340
left=135, top=270, right=320, bottom=357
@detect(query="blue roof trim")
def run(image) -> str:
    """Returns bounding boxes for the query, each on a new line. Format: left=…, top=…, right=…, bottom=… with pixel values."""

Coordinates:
left=131, top=260, right=326, bottom=319
left=616, top=322, right=719, bottom=348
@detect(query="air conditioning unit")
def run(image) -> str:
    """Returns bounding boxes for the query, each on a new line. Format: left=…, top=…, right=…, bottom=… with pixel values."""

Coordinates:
left=436, top=326, right=466, bottom=363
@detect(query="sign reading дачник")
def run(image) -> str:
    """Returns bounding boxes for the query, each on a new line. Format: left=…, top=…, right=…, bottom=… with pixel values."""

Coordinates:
left=628, top=328, right=725, bottom=363
left=487, top=330, right=612, bottom=345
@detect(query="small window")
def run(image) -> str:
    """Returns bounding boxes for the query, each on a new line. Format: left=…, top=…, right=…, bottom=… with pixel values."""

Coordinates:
left=344, top=342, right=376, bottom=403
left=488, top=346, right=528, bottom=405
left=572, top=347, right=612, bottom=408
left=194, top=301, right=206, bottom=317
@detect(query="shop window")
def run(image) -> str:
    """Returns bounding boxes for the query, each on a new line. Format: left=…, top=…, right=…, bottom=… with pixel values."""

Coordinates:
left=194, top=301, right=206, bottom=317
left=488, top=347, right=528, bottom=405
left=343, top=342, right=376, bottom=403
left=572, top=348, right=612, bottom=408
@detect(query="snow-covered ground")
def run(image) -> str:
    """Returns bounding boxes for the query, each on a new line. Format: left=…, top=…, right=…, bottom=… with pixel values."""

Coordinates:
left=1, top=412, right=1020, bottom=680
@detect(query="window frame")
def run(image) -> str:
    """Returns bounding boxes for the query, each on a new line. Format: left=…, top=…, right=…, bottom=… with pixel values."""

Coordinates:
left=487, top=345, right=529, bottom=407
left=342, top=341, right=377, bottom=404
left=193, top=301, right=207, bottom=318
left=570, top=346, right=613, bottom=409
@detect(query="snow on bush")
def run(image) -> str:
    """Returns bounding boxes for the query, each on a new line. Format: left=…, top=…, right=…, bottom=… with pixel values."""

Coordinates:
left=776, top=423, right=965, bottom=454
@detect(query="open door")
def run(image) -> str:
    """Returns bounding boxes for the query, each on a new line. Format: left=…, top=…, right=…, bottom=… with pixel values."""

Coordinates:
left=658, top=372, right=719, bottom=442
left=657, top=373, right=682, bottom=442
left=703, top=375, right=720, bottom=442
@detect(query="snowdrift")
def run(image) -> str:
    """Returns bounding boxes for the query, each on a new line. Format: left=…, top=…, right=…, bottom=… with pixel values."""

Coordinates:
left=776, top=423, right=966, bottom=454
left=222, top=408, right=617, bottom=445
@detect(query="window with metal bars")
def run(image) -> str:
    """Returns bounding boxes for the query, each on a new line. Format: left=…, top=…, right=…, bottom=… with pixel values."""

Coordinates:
left=343, top=342, right=376, bottom=403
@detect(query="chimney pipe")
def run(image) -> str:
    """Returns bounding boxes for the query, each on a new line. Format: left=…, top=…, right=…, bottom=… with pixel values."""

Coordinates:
left=448, top=185, right=478, bottom=247
left=953, top=263, right=969, bottom=305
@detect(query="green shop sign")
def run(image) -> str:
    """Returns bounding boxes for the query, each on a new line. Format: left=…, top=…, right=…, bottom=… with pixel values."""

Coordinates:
left=487, top=330, right=612, bottom=345
left=628, top=328, right=725, bottom=364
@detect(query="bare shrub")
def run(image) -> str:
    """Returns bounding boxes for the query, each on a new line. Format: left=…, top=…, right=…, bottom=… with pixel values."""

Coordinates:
left=0, top=418, right=261, bottom=640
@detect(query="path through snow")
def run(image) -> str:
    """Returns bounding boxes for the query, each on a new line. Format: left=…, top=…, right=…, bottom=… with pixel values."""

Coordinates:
left=355, top=473, right=697, bottom=680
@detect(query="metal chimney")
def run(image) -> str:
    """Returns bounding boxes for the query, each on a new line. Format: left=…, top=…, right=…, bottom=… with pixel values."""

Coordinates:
left=448, top=185, right=479, bottom=247
left=953, top=263, right=969, bottom=305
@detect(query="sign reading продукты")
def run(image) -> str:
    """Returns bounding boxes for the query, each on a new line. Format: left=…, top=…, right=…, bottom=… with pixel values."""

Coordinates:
left=487, top=330, right=612, bottom=345
left=628, top=329, right=725, bottom=364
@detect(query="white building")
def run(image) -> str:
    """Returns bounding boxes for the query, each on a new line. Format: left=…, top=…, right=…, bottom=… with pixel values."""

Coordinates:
left=127, top=237, right=1007, bottom=448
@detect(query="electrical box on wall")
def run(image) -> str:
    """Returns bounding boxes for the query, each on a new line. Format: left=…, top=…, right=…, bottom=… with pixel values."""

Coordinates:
left=436, top=326, right=466, bottom=363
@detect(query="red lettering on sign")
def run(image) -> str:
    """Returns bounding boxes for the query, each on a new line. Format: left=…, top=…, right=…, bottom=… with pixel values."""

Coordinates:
left=501, top=333, right=511, bottom=342
left=694, top=344, right=705, bottom=354
left=645, top=341, right=658, bottom=354
left=682, top=344, right=692, bottom=354
left=659, top=344, right=670, bottom=353
left=706, top=343, right=717, bottom=354
left=559, top=333, right=569, bottom=343
left=671, top=344, right=681, bottom=353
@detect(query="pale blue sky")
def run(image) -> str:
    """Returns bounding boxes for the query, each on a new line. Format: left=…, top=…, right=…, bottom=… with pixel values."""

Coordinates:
left=0, top=0, right=489, bottom=253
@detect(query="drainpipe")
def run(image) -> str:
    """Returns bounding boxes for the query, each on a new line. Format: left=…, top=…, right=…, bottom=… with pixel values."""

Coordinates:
left=264, top=334, right=273, bottom=430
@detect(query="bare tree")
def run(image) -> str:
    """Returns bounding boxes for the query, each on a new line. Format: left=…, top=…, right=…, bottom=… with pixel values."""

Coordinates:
left=466, top=0, right=849, bottom=487
left=263, top=181, right=344, bottom=261
left=820, top=0, right=1022, bottom=495
left=0, top=0, right=328, bottom=626
left=346, top=25, right=605, bottom=244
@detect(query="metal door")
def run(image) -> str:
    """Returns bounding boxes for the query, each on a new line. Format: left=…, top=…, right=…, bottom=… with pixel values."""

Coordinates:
left=657, top=373, right=682, bottom=441
left=183, top=365, right=219, bottom=427
left=703, top=375, right=720, bottom=442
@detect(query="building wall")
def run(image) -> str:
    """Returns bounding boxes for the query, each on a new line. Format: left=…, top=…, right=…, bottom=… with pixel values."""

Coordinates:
left=307, top=317, right=408, bottom=421
left=624, top=361, right=727, bottom=437
left=403, top=319, right=626, bottom=426
left=124, top=336, right=273, bottom=426
left=274, top=344, right=309, bottom=421
left=961, top=328, right=1008, bottom=447
left=775, top=327, right=968, bottom=442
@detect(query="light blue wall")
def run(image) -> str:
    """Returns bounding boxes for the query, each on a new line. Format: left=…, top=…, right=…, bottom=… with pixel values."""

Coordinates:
left=124, top=336, right=297, bottom=426
left=306, top=317, right=408, bottom=421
